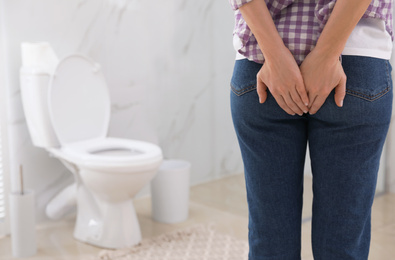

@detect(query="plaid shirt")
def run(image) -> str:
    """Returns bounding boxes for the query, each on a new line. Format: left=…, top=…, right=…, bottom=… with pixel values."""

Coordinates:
left=230, top=0, right=393, bottom=64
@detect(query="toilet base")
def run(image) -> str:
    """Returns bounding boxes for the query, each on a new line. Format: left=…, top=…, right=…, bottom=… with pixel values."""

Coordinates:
left=73, top=186, right=142, bottom=249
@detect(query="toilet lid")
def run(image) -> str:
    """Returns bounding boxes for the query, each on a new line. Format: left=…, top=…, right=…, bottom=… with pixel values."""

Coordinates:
left=48, top=55, right=110, bottom=145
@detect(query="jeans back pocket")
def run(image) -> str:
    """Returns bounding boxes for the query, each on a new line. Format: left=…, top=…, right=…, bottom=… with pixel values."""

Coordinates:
left=342, top=55, right=392, bottom=102
left=231, top=59, right=262, bottom=96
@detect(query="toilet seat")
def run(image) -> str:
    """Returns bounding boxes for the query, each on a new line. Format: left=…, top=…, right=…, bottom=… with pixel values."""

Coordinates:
left=61, top=137, right=162, bottom=167
left=47, top=54, right=162, bottom=170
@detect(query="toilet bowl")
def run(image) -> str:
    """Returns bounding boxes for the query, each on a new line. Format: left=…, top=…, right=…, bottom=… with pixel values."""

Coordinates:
left=20, top=49, right=163, bottom=249
left=48, top=137, right=161, bottom=248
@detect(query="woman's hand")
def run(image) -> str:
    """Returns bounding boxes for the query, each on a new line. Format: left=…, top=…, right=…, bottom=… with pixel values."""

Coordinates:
left=300, top=49, right=347, bottom=115
left=238, top=0, right=308, bottom=116
left=257, top=48, right=309, bottom=116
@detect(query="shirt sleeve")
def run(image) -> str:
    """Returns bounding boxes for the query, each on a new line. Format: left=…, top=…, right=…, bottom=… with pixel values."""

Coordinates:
left=229, top=0, right=254, bottom=10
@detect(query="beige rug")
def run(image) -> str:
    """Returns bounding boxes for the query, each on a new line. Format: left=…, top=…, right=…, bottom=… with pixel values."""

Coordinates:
left=95, top=224, right=248, bottom=260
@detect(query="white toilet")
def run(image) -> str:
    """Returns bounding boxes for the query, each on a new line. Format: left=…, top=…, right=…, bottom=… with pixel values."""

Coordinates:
left=19, top=43, right=163, bottom=249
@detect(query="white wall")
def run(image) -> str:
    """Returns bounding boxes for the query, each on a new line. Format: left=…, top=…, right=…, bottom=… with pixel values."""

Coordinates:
left=1, top=0, right=243, bottom=223
left=0, top=0, right=11, bottom=236
left=2, top=0, right=394, bottom=227
left=387, top=43, right=395, bottom=193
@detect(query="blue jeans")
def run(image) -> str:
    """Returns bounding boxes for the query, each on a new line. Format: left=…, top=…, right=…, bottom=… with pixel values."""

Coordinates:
left=230, top=56, right=393, bottom=260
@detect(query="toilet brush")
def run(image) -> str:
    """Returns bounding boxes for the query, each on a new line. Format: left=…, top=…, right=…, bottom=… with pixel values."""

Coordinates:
left=9, top=164, right=37, bottom=257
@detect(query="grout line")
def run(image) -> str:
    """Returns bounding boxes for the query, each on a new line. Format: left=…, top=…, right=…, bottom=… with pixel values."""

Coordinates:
left=374, top=191, right=387, bottom=198
left=302, top=217, right=312, bottom=223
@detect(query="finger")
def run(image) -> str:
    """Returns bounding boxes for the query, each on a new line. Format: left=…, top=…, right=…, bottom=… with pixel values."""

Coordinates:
left=309, top=95, right=327, bottom=115
left=256, top=76, right=268, bottom=103
left=334, top=75, right=347, bottom=107
left=290, top=88, right=308, bottom=114
left=308, top=91, right=316, bottom=109
left=295, top=81, right=309, bottom=107
left=283, top=92, right=304, bottom=116
left=272, top=94, right=296, bottom=115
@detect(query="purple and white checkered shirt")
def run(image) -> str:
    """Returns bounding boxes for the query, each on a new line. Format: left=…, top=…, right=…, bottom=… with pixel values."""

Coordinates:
left=230, top=0, right=393, bottom=64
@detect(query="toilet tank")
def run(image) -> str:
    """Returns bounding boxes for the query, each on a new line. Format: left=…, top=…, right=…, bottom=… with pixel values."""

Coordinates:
left=20, top=67, right=60, bottom=148
left=19, top=42, right=60, bottom=148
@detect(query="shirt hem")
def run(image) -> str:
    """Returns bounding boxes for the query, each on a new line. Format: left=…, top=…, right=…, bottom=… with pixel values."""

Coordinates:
left=235, top=52, right=247, bottom=60
left=342, top=47, right=392, bottom=60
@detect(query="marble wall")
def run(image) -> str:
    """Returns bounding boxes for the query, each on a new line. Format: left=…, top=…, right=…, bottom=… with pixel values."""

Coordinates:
left=2, top=0, right=395, bottom=227
left=1, top=0, right=243, bottom=223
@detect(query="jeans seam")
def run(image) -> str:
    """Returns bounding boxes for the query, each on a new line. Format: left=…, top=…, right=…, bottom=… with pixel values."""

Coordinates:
left=345, top=86, right=390, bottom=101
left=230, top=83, right=257, bottom=96
left=385, top=60, right=390, bottom=89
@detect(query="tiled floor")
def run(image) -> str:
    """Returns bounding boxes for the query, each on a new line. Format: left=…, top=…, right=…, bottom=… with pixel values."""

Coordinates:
left=0, top=174, right=394, bottom=259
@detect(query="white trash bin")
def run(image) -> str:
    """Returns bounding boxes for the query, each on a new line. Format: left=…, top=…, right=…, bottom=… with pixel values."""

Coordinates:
left=151, top=160, right=191, bottom=223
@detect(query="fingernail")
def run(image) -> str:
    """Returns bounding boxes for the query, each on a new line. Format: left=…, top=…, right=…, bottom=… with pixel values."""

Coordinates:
left=340, top=100, right=343, bottom=107
left=259, top=97, right=262, bottom=103
left=303, top=110, right=308, bottom=114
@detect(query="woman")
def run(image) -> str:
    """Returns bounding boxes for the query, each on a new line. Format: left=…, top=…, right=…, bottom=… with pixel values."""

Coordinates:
left=229, top=0, right=393, bottom=259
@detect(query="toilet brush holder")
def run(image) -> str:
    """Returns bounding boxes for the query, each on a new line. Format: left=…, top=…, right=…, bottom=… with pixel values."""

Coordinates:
left=9, top=165, right=37, bottom=257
